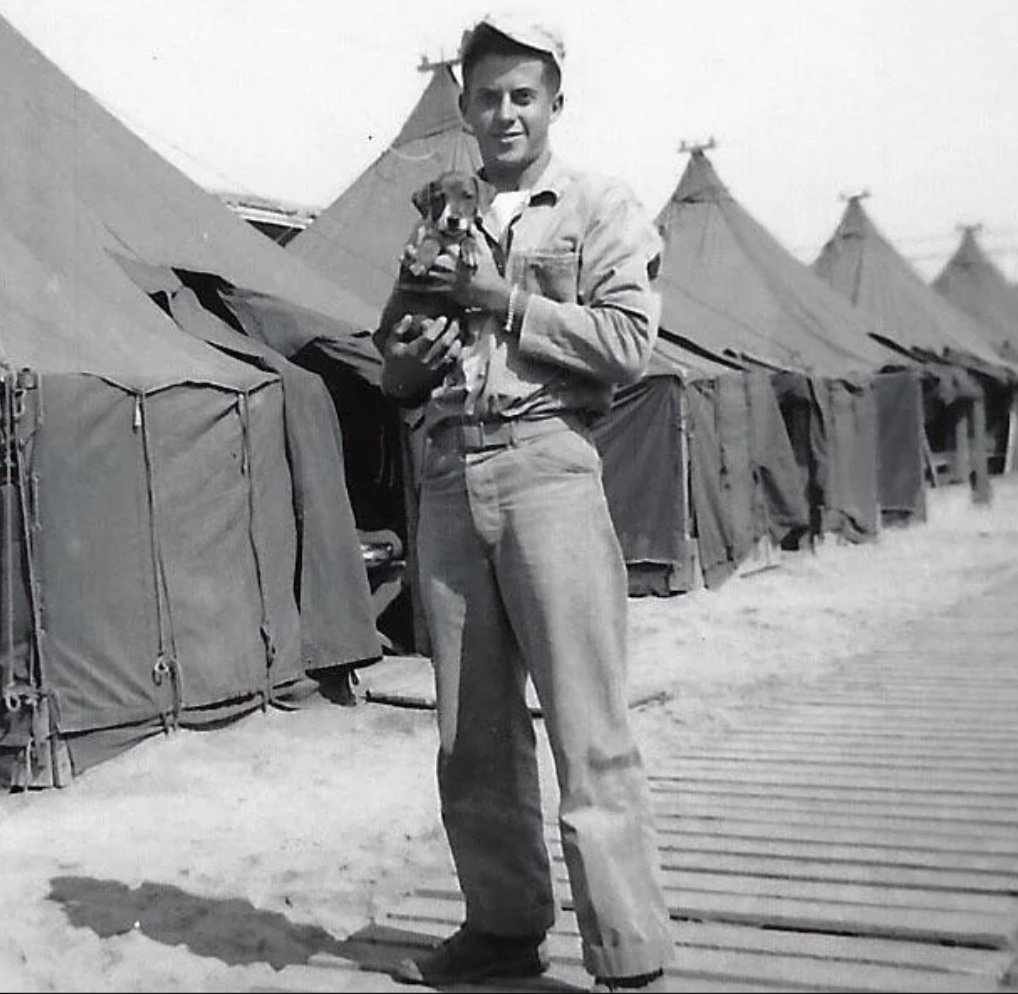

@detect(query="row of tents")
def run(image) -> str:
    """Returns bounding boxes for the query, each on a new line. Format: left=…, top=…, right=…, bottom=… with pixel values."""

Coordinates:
left=284, top=61, right=1018, bottom=598
left=2, top=20, right=1016, bottom=789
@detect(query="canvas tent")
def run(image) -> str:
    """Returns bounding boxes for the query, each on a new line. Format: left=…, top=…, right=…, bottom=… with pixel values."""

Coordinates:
left=652, top=148, right=922, bottom=564
left=932, top=226, right=1018, bottom=362
left=813, top=196, right=1018, bottom=495
left=0, top=16, right=386, bottom=785
left=594, top=340, right=747, bottom=597
left=0, top=199, right=306, bottom=787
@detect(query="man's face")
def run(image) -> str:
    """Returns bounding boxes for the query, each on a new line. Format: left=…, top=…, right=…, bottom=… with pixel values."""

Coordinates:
left=459, top=54, right=562, bottom=183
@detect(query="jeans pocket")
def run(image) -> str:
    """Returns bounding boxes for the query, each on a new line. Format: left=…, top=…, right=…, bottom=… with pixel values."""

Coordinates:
left=524, top=428, right=601, bottom=476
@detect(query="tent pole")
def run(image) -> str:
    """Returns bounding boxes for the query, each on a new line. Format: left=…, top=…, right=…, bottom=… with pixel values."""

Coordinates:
left=970, top=395, right=992, bottom=504
left=678, top=380, right=699, bottom=589
left=952, top=402, right=971, bottom=486
left=1004, top=396, right=1018, bottom=474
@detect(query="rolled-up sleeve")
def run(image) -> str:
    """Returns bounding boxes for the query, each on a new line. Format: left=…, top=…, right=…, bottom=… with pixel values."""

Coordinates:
left=516, top=181, right=662, bottom=386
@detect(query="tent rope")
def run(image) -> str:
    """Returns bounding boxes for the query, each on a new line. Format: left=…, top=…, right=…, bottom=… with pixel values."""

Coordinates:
left=137, top=394, right=183, bottom=727
left=236, top=392, right=276, bottom=710
left=2, top=363, right=16, bottom=709
left=14, top=370, right=45, bottom=692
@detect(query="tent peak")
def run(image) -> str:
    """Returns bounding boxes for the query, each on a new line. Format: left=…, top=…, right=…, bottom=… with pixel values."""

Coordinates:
left=836, top=192, right=875, bottom=240
left=679, top=136, right=717, bottom=156
left=667, top=141, right=730, bottom=205
left=392, top=60, right=470, bottom=148
left=418, top=53, right=461, bottom=73
left=951, top=223, right=990, bottom=269
left=839, top=188, right=871, bottom=203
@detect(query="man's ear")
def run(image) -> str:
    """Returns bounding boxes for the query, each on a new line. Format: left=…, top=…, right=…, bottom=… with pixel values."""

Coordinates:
left=411, top=180, right=435, bottom=218
left=550, top=92, right=564, bottom=124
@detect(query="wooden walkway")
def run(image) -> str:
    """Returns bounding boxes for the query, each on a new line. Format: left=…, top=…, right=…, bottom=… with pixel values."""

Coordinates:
left=264, top=583, right=1018, bottom=992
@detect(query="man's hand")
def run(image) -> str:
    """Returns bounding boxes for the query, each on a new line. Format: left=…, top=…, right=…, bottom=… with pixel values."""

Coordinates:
left=380, top=313, right=464, bottom=404
left=422, top=235, right=511, bottom=315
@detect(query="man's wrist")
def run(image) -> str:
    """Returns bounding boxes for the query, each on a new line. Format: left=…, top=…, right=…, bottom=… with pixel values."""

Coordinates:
left=504, top=285, right=520, bottom=333
left=503, top=285, right=529, bottom=334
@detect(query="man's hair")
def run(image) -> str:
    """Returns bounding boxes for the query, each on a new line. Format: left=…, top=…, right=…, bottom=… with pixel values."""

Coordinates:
left=460, top=25, right=562, bottom=95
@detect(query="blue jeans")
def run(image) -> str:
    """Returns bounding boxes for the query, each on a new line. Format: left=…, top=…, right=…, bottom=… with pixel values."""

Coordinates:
left=416, top=418, right=673, bottom=978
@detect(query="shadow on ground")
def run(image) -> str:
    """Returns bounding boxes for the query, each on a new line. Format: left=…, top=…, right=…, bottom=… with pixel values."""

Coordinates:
left=47, top=877, right=583, bottom=989
left=49, top=875, right=352, bottom=971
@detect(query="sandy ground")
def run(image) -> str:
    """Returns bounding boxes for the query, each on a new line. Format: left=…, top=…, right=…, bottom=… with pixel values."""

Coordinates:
left=1, top=476, right=1017, bottom=993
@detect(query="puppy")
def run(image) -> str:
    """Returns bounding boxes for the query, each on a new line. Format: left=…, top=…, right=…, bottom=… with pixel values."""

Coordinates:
left=396, top=171, right=496, bottom=414
left=400, top=170, right=493, bottom=286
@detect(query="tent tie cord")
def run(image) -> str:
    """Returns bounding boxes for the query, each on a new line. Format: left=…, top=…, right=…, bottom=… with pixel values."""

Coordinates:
left=0, top=366, right=42, bottom=706
left=2, top=363, right=16, bottom=704
left=136, top=394, right=183, bottom=725
left=5, top=687, right=67, bottom=789
left=15, top=372, right=46, bottom=694
left=1, top=368, right=48, bottom=737
left=235, top=393, right=276, bottom=709
left=152, top=653, right=182, bottom=732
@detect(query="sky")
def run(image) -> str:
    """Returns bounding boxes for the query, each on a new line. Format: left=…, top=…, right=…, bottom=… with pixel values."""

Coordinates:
left=1, top=0, right=1017, bottom=279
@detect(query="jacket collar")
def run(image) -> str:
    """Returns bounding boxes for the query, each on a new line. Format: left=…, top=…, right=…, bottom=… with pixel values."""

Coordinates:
left=478, top=153, right=569, bottom=207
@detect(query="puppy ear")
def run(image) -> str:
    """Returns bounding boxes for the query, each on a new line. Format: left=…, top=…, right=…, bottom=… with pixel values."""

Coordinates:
left=411, top=181, right=435, bottom=218
left=474, top=177, right=497, bottom=214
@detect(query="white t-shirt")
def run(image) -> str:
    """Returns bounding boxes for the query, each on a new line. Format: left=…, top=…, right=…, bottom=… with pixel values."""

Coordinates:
left=460, top=189, right=531, bottom=416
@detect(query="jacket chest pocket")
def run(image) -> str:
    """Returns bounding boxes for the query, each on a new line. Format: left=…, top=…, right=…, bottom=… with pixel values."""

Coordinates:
left=512, top=251, right=580, bottom=304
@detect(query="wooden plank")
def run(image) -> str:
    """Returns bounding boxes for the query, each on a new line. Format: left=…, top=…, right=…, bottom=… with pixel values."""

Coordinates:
left=540, top=860, right=1018, bottom=917
left=761, top=699, right=1018, bottom=715
left=677, top=733, right=1018, bottom=752
left=653, top=805, right=1018, bottom=844
left=787, top=696, right=1018, bottom=710
left=656, top=792, right=1018, bottom=830
left=652, top=849, right=1018, bottom=895
left=663, top=943, right=1002, bottom=993
left=868, top=627, right=1018, bottom=639
left=713, top=728, right=1018, bottom=748
left=656, top=815, right=1018, bottom=856
left=547, top=816, right=1018, bottom=873
left=872, top=621, right=1018, bottom=633
left=670, top=753, right=1018, bottom=774
left=650, top=779, right=1018, bottom=812
left=725, top=720, right=1018, bottom=736
left=648, top=870, right=1018, bottom=917
left=666, top=762, right=1018, bottom=794
left=674, top=920, right=1014, bottom=975
left=667, top=751, right=1018, bottom=775
left=725, top=708, right=1018, bottom=727
left=661, top=890, right=1016, bottom=949
left=653, top=771, right=1018, bottom=800
left=658, top=831, right=1018, bottom=874
left=822, top=688, right=1018, bottom=700
left=825, top=675, right=1018, bottom=689
left=731, top=710, right=1018, bottom=730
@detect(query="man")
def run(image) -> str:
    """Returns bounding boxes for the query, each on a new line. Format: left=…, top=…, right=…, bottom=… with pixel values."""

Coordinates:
left=374, top=12, right=672, bottom=993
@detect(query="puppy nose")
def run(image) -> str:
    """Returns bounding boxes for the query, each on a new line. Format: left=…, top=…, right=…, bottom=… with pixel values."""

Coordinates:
left=447, top=216, right=464, bottom=231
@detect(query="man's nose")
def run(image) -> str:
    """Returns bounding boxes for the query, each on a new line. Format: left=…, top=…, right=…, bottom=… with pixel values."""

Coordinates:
left=494, top=93, right=516, bottom=121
